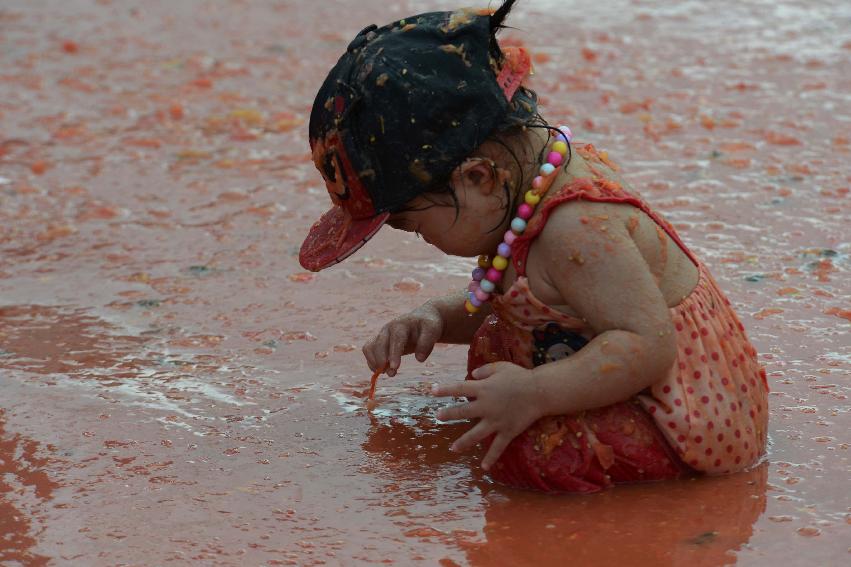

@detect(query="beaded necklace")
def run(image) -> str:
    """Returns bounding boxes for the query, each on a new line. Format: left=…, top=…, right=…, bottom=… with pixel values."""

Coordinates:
left=464, top=125, right=573, bottom=314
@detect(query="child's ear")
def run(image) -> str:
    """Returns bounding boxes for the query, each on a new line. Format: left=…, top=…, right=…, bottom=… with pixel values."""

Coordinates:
left=451, top=158, right=499, bottom=195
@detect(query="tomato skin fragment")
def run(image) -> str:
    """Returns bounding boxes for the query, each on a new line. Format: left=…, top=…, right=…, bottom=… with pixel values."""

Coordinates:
left=368, top=363, right=390, bottom=406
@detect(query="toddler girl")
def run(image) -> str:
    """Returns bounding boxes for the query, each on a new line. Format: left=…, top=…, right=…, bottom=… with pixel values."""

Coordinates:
left=300, top=0, right=768, bottom=492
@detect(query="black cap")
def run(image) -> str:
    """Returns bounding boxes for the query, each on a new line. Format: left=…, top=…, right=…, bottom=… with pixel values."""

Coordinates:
left=300, top=3, right=536, bottom=271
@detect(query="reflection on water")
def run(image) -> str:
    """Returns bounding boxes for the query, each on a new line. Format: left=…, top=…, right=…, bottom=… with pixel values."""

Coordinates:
left=0, top=410, right=57, bottom=567
left=361, top=394, right=767, bottom=567
left=0, top=304, right=150, bottom=382
left=0, top=304, right=259, bottom=425
left=469, top=467, right=767, bottom=567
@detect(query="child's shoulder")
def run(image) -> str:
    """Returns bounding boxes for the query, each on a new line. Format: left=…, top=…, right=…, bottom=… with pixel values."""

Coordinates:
left=524, top=196, right=671, bottom=328
left=532, top=145, right=650, bottom=248
left=538, top=198, right=638, bottom=246
left=522, top=145, right=659, bottom=277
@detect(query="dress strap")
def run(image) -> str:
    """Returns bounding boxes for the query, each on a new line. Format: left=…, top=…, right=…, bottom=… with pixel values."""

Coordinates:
left=511, top=177, right=699, bottom=278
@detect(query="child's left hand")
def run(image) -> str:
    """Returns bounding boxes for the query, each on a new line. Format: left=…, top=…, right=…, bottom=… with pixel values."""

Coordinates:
left=431, top=362, right=542, bottom=471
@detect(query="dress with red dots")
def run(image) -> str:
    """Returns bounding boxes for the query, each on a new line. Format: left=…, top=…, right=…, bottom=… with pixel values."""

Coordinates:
left=467, top=143, right=769, bottom=492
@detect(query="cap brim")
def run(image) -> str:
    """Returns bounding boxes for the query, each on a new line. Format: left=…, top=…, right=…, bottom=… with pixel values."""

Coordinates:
left=299, top=206, right=390, bottom=272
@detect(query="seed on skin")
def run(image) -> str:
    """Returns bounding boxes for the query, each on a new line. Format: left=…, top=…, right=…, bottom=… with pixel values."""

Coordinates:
left=627, top=215, right=640, bottom=234
left=567, top=252, right=585, bottom=265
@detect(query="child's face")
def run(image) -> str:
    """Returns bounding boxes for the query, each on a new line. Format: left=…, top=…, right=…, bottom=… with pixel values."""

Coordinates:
left=387, top=168, right=507, bottom=257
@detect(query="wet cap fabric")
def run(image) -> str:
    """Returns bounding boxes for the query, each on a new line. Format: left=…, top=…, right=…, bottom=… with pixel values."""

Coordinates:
left=300, top=4, right=536, bottom=272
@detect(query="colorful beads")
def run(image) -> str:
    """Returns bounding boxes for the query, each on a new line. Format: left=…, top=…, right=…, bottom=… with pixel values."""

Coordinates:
left=547, top=151, right=562, bottom=167
left=486, top=268, right=503, bottom=282
left=524, top=191, right=541, bottom=206
left=463, top=123, right=573, bottom=315
left=492, top=255, right=509, bottom=271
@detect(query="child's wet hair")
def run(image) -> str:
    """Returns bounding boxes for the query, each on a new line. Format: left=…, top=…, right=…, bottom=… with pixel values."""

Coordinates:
left=489, top=0, right=517, bottom=58
left=398, top=111, right=571, bottom=234
left=393, top=0, right=572, bottom=233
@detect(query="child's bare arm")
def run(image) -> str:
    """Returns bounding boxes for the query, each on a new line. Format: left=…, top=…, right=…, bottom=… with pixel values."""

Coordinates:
left=431, top=291, right=492, bottom=344
left=527, top=201, right=677, bottom=414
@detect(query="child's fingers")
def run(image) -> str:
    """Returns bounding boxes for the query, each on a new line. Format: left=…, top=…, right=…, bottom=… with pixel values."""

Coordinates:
left=375, top=326, right=395, bottom=370
left=450, top=421, right=493, bottom=453
left=371, top=325, right=397, bottom=371
left=363, top=329, right=388, bottom=372
left=435, top=400, right=479, bottom=422
left=386, top=325, right=410, bottom=377
left=430, top=380, right=478, bottom=399
left=481, top=433, right=511, bottom=471
left=362, top=341, right=378, bottom=372
left=413, top=322, right=439, bottom=362
left=470, top=362, right=512, bottom=380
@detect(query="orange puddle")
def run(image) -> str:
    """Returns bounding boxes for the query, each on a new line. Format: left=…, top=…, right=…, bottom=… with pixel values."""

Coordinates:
left=0, top=410, right=57, bottom=566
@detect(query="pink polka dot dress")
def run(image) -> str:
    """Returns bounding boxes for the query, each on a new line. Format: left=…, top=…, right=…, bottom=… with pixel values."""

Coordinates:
left=467, top=144, right=768, bottom=491
left=641, top=264, right=768, bottom=473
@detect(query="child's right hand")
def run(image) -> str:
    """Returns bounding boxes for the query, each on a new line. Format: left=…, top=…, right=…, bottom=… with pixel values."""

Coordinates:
left=362, top=303, right=444, bottom=377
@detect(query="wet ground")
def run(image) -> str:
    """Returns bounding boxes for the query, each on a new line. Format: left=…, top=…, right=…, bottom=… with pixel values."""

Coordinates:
left=1, top=0, right=848, bottom=565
